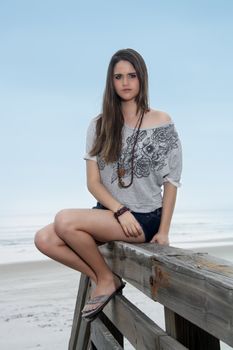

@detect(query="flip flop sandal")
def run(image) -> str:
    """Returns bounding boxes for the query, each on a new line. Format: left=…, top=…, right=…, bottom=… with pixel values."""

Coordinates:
left=82, top=279, right=126, bottom=321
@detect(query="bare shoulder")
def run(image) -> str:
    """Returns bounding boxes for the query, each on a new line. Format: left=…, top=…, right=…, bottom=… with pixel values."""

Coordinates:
left=143, top=108, right=172, bottom=127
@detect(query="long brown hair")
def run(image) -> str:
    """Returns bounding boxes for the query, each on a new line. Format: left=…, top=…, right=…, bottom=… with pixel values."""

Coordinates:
left=90, top=48, right=150, bottom=163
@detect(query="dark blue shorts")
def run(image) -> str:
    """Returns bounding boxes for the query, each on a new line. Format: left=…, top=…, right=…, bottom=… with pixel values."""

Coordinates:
left=92, top=202, right=162, bottom=243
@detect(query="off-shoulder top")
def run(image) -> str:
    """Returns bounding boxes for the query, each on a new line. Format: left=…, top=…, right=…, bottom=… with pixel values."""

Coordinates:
left=84, top=116, right=182, bottom=213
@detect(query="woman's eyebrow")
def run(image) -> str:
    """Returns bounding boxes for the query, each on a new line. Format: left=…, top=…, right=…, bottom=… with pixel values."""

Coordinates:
left=113, top=71, right=137, bottom=75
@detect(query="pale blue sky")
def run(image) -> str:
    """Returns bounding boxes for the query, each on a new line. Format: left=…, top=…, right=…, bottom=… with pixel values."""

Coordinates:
left=1, top=0, right=233, bottom=215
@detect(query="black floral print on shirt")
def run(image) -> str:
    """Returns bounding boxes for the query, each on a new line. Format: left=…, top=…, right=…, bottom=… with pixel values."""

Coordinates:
left=97, top=124, right=179, bottom=184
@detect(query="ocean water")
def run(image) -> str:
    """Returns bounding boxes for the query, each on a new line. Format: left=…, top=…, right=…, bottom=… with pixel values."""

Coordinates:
left=0, top=212, right=54, bottom=264
left=0, top=210, right=233, bottom=264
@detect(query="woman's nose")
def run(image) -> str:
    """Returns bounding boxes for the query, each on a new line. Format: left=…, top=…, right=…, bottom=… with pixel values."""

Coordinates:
left=122, top=76, right=129, bottom=85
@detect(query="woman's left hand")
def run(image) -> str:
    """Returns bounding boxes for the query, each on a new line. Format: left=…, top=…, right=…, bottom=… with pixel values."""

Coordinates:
left=150, top=232, right=169, bottom=245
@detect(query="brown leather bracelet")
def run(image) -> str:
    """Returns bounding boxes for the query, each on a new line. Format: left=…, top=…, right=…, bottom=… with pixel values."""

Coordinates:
left=114, top=206, right=130, bottom=222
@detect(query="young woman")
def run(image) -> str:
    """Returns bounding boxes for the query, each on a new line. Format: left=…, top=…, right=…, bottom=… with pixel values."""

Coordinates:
left=34, top=48, right=182, bottom=321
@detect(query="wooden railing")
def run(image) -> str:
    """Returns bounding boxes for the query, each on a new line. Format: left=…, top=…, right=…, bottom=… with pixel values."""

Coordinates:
left=68, top=242, right=233, bottom=350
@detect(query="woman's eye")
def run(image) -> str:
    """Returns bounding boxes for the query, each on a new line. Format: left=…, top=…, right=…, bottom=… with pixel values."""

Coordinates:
left=129, top=73, right=137, bottom=78
left=114, top=75, right=121, bottom=80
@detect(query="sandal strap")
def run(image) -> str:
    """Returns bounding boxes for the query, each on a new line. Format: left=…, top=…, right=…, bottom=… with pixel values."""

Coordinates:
left=85, top=294, right=109, bottom=305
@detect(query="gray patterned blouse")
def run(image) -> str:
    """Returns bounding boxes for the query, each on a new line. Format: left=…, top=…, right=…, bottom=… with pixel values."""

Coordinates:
left=84, top=116, right=182, bottom=213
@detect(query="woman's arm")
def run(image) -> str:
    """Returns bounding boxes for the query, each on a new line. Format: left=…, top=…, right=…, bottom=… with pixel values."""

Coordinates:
left=86, top=160, right=144, bottom=237
left=86, top=160, right=122, bottom=212
left=150, top=182, right=177, bottom=245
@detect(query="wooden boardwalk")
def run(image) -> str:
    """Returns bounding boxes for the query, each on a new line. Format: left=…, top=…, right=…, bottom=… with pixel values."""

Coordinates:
left=68, top=242, right=233, bottom=349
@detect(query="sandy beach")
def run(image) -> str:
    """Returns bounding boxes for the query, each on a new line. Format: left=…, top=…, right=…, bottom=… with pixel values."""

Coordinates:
left=0, top=260, right=79, bottom=350
left=0, top=259, right=166, bottom=350
left=1, top=247, right=232, bottom=350
left=191, top=244, right=233, bottom=262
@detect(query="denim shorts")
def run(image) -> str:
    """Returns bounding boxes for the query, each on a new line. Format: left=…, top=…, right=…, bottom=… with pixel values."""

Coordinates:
left=92, top=202, right=162, bottom=243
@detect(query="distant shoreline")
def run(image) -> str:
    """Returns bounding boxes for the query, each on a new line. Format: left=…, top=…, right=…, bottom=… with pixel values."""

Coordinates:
left=1, top=242, right=233, bottom=267
left=191, top=244, right=233, bottom=263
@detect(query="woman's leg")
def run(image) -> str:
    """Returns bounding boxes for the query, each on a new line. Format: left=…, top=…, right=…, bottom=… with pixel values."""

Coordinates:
left=53, top=208, right=145, bottom=312
left=34, top=223, right=98, bottom=283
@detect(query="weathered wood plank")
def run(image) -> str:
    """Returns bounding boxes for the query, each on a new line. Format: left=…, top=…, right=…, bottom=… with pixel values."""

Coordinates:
left=74, top=320, right=91, bottom=350
left=91, top=318, right=124, bottom=350
left=100, top=242, right=233, bottom=347
left=164, top=306, right=220, bottom=350
left=89, top=340, right=97, bottom=350
left=68, top=274, right=91, bottom=350
left=103, top=293, right=188, bottom=350
left=98, top=312, right=124, bottom=348
left=159, top=335, right=187, bottom=350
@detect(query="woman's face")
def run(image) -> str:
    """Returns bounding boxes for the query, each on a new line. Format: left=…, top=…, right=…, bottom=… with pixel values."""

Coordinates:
left=113, top=60, right=140, bottom=102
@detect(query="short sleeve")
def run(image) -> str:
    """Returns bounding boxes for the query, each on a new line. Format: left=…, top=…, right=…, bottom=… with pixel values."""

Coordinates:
left=83, top=117, right=98, bottom=162
left=163, top=133, right=182, bottom=188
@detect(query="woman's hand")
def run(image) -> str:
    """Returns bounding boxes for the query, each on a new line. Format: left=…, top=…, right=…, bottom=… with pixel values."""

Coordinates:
left=117, top=211, right=144, bottom=237
left=150, top=232, right=169, bottom=245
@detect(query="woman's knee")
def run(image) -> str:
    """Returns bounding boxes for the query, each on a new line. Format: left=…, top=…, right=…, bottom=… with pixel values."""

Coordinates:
left=34, top=229, right=46, bottom=252
left=34, top=226, right=54, bottom=254
left=54, top=209, right=76, bottom=239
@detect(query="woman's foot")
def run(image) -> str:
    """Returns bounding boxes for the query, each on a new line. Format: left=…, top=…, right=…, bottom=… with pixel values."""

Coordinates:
left=81, top=273, right=125, bottom=318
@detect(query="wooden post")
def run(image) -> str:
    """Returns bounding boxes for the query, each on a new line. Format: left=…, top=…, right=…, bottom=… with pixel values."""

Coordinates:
left=164, top=307, right=220, bottom=350
left=69, top=274, right=91, bottom=350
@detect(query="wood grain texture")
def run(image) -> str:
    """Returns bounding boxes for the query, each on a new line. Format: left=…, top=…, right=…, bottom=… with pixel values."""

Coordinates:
left=91, top=318, right=123, bottom=350
left=102, top=293, right=188, bottom=350
left=164, top=306, right=220, bottom=350
left=68, top=274, right=91, bottom=350
left=100, top=242, right=233, bottom=347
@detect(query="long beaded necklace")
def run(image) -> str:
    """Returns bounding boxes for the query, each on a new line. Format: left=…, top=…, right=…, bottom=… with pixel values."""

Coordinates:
left=117, top=111, right=144, bottom=188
